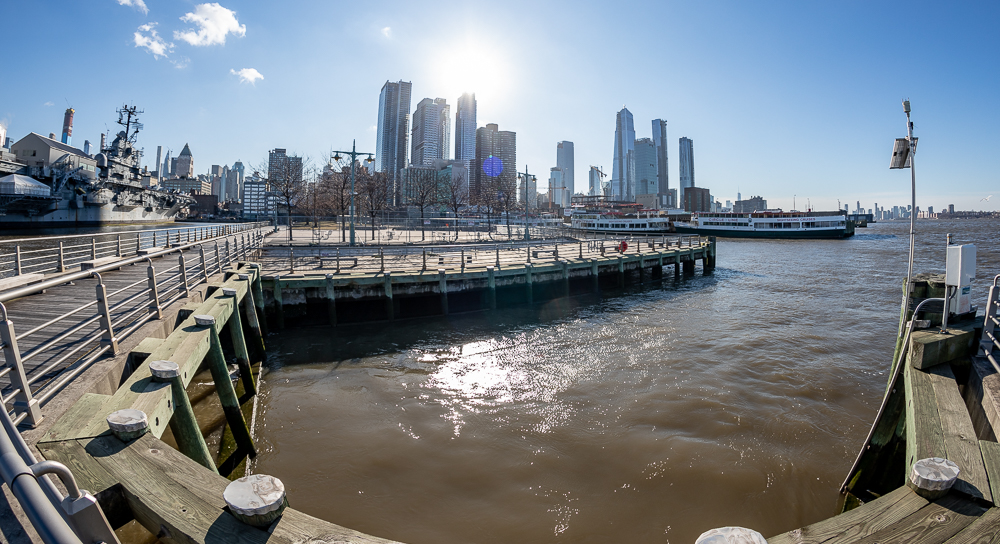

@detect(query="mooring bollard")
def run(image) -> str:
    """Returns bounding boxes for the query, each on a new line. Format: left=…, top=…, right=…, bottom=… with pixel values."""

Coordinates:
left=695, top=527, right=767, bottom=544
left=107, top=409, right=148, bottom=442
left=194, top=314, right=257, bottom=457
left=224, top=474, right=288, bottom=527
left=149, top=360, right=218, bottom=473
left=908, top=457, right=960, bottom=500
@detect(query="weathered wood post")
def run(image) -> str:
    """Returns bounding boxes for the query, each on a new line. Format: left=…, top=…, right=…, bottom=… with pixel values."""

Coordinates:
left=179, top=253, right=190, bottom=298
left=554, top=244, right=559, bottom=260
left=57, top=242, right=65, bottom=272
left=527, top=245, right=531, bottom=264
left=461, top=249, right=466, bottom=272
left=422, top=248, right=427, bottom=271
left=561, top=260, right=570, bottom=297
left=93, top=273, right=119, bottom=355
left=638, top=252, right=645, bottom=282
left=150, top=360, right=218, bottom=473
left=384, top=271, right=394, bottom=320
left=194, top=314, right=257, bottom=457
left=146, top=260, right=163, bottom=320
left=578, top=242, right=583, bottom=260
left=617, top=256, right=625, bottom=288
left=325, top=274, right=337, bottom=326
left=273, top=274, right=285, bottom=330
left=495, top=245, right=500, bottom=268
left=117, top=235, right=122, bottom=257
left=91, top=238, right=97, bottom=260
left=591, top=259, right=599, bottom=292
left=222, top=287, right=256, bottom=396
left=683, top=257, right=696, bottom=275
left=249, top=264, right=269, bottom=335
left=238, top=273, right=266, bottom=360
left=380, top=248, right=385, bottom=272
left=224, top=474, right=287, bottom=528
left=525, top=263, right=533, bottom=304
left=438, top=269, right=449, bottom=315
left=487, top=266, right=497, bottom=310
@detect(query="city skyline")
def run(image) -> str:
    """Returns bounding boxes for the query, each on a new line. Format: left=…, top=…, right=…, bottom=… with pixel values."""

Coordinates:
left=1, top=1, right=998, bottom=212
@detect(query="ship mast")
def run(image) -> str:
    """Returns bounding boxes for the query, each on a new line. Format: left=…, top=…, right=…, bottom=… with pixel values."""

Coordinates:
left=116, top=104, right=144, bottom=145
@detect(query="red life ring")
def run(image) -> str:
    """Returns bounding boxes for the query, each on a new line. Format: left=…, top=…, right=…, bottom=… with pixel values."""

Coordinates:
left=619, top=241, right=628, bottom=253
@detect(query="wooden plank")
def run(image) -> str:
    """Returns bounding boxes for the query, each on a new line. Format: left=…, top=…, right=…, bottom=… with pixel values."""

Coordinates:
left=38, top=393, right=110, bottom=444
left=37, top=439, right=119, bottom=496
left=980, top=441, right=1000, bottom=508
left=853, top=494, right=985, bottom=544
left=768, top=486, right=928, bottom=544
left=943, top=507, right=1000, bottom=543
left=929, top=364, right=992, bottom=502
left=906, top=364, right=947, bottom=475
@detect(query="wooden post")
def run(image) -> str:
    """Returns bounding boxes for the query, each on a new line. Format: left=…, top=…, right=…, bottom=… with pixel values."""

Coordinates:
left=591, top=259, right=599, bottom=291
left=554, top=244, right=559, bottom=260
left=617, top=256, right=625, bottom=287
left=179, top=253, right=190, bottom=298
left=223, top=288, right=256, bottom=396
left=461, top=249, right=466, bottom=273
left=195, top=314, right=256, bottom=457
left=487, top=266, right=497, bottom=309
left=57, top=242, right=65, bottom=272
left=273, top=275, right=285, bottom=329
left=238, top=274, right=266, bottom=359
left=579, top=242, right=583, bottom=260
left=91, top=238, right=97, bottom=260
left=249, top=264, right=269, bottom=335
left=150, top=360, right=218, bottom=473
left=422, top=249, right=427, bottom=271
left=94, top=275, right=119, bottom=355
left=525, top=263, right=533, bottom=304
left=384, top=272, right=394, bottom=320
left=116, top=235, right=122, bottom=257
left=13, top=246, right=21, bottom=275
left=200, top=245, right=209, bottom=280
left=224, top=474, right=287, bottom=527
left=325, top=274, right=337, bottom=326
left=495, top=245, right=500, bottom=268
left=683, top=258, right=695, bottom=275
left=147, top=262, right=163, bottom=319
left=639, top=253, right=645, bottom=282
left=438, top=269, right=449, bottom=315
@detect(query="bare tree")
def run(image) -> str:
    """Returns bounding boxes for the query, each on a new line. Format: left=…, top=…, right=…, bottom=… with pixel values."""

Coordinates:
left=496, top=175, right=520, bottom=240
left=358, top=169, right=390, bottom=242
left=407, top=168, right=440, bottom=241
left=257, top=153, right=310, bottom=241
left=317, top=161, right=352, bottom=242
left=441, top=171, right=469, bottom=241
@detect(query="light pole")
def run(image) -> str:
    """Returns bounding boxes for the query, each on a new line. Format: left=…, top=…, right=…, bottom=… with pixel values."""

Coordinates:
left=889, top=99, right=919, bottom=347
left=519, top=166, right=535, bottom=241
left=332, top=140, right=374, bottom=247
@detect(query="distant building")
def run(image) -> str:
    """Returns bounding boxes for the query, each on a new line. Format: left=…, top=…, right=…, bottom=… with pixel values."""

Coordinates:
left=473, top=123, right=516, bottom=199
left=454, top=93, right=477, bottom=169
left=190, top=192, right=219, bottom=218
left=227, top=160, right=245, bottom=202
left=10, top=133, right=97, bottom=178
left=519, top=170, right=537, bottom=209
left=652, top=119, right=670, bottom=205
left=376, top=80, right=412, bottom=205
left=588, top=166, right=603, bottom=196
left=678, top=137, right=694, bottom=204
left=734, top=195, right=767, bottom=213
left=548, top=167, right=566, bottom=209
left=611, top=107, right=635, bottom=201
left=556, top=141, right=574, bottom=198
left=161, top=176, right=211, bottom=194
left=411, top=98, right=450, bottom=166
left=683, top=186, right=711, bottom=212
left=175, top=143, right=194, bottom=178
left=949, top=204, right=955, bottom=214
left=242, top=176, right=272, bottom=217
left=268, top=148, right=303, bottom=187
left=634, top=137, right=657, bottom=197
left=398, top=159, right=468, bottom=206
left=210, top=164, right=224, bottom=197
left=155, top=146, right=162, bottom=182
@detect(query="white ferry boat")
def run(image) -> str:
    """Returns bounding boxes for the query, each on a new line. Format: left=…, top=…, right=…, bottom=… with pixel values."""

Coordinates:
left=674, top=210, right=854, bottom=239
left=570, top=212, right=677, bottom=234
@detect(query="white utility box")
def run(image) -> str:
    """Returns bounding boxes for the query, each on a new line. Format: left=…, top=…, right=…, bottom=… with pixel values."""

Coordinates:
left=945, top=244, right=976, bottom=314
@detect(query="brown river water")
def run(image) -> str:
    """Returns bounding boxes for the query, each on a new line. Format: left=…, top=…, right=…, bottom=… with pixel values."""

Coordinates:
left=252, top=219, right=1000, bottom=544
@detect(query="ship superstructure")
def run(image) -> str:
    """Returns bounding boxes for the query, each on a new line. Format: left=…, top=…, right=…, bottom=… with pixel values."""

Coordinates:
left=0, top=105, right=193, bottom=227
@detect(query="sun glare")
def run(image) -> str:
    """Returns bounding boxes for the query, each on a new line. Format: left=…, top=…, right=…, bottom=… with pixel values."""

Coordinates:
left=428, top=39, right=513, bottom=104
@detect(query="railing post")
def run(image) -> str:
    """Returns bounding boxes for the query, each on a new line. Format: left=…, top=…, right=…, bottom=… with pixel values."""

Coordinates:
left=226, top=239, right=232, bottom=268
left=146, top=259, right=163, bottom=320
left=91, top=238, right=97, bottom=260
left=14, top=246, right=21, bottom=275
left=116, top=235, right=122, bottom=257
left=0, top=303, right=43, bottom=426
left=57, top=241, right=66, bottom=272
left=214, top=243, right=222, bottom=274
left=422, top=248, right=427, bottom=271
left=200, top=245, right=209, bottom=280
left=379, top=248, right=385, bottom=272
left=179, top=252, right=190, bottom=298
left=92, top=272, right=120, bottom=355
left=136, top=232, right=141, bottom=254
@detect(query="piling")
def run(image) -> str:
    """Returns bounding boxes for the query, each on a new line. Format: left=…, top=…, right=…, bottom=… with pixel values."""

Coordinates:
left=195, top=314, right=256, bottom=457
left=273, top=275, right=285, bottom=329
left=384, top=272, right=394, bottom=320
left=561, top=260, right=570, bottom=297
left=487, top=266, right=497, bottom=310
left=249, top=264, right=269, bottom=335
left=617, top=256, right=625, bottom=288
left=438, top=269, right=449, bottom=315
left=222, top=288, right=256, bottom=396
left=525, top=263, right=534, bottom=304
left=238, top=274, right=266, bottom=360
left=325, top=274, right=337, bottom=326
left=150, top=360, right=218, bottom=473
left=683, top=258, right=696, bottom=275
left=591, top=259, right=599, bottom=291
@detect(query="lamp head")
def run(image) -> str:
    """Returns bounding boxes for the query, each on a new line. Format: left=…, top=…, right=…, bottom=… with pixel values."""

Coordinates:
left=902, top=99, right=911, bottom=114
left=365, top=155, right=374, bottom=163
left=333, top=154, right=342, bottom=162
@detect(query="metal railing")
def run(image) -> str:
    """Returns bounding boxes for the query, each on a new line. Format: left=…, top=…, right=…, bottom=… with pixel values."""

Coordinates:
left=0, top=222, right=270, bottom=427
left=260, top=234, right=705, bottom=275
left=0, top=223, right=268, bottom=279
left=980, top=274, right=1000, bottom=373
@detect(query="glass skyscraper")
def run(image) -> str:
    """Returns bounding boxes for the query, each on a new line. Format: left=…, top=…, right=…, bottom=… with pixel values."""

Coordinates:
left=556, top=141, right=574, bottom=201
left=611, top=107, right=635, bottom=201
left=678, top=136, right=694, bottom=204
left=634, top=138, right=657, bottom=196
left=376, top=80, right=412, bottom=205
left=454, top=93, right=477, bottom=166
left=411, top=97, right=450, bottom=166
left=652, top=119, right=669, bottom=205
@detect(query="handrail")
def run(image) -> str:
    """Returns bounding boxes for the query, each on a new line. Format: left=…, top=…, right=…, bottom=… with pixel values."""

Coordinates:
left=0, top=222, right=250, bottom=245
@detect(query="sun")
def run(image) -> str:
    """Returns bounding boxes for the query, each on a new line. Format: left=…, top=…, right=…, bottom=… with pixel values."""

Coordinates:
left=426, top=38, right=513, bottom=105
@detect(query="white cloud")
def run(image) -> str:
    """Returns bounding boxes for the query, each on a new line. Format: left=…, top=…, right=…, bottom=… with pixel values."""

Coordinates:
left=174, top=3, right=246, bottom=46
left=134, top=23, right=173, bottom=58
left=43, top=102, right=54, bottom=107
left=230, top=68, right=263, bottom=85
left=171, top=57, right=190, bottom=69
left=116, top=0, right=148, bottom=15
left=381, top=26, right=392, bottom=38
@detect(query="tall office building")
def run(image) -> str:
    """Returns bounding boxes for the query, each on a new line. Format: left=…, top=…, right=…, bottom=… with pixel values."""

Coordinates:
left=556, top=141, right=574, bottom=198
left=376, top=80, right=412, bottom=205
left=162, top=149, right=172, bottom=177
left=611, top=107, right=635, bottom=201
left=652, top=119, right=669, bottom=206
left=210, top=164, right=224, bottom=197
left=411, top=98, right=450, bottom=166
left=155, top=146, right=162, bottom=180
left=678, top=137, right=694, bottom=203
left=268, top=148, right=303, bottom=187
left=519, top=170, right=537, bottom=210
left=548, top=168, right=565, bottom=208
left=473, top=123, right=516, bottom=199
left=589, top=166, right=603, bottom=196
left=175, top=143, right=194, bottom=178
left=634, top=138, right=657, bottom=196
left=454, top=93, right=477, bottom=166
left=227, top=160, right=245, bottom=202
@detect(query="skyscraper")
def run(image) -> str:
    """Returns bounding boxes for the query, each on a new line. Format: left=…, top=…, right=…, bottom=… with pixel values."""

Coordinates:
left=473, top=123, right=516, bottom=199
left=454, top=93, right=477, bottom=166
left=155, top=146, right=162, bottom=180
left=556, top=141, right=574, bottom=199
left=548, top=168, right=565, bottom=209
left=652, top=119, right=669, bottom=205
left=678, top=137, right=694, bottom=203
left=634, top=138, right=657, bottom=196
left=175, top=143, right=194, bottom=178
left=376, top=80, right=412, bottom=205
left=228, top=160, right=245, bottom=202
left=519, top=170, right=537, bottom=210
left=411, top=98, right=451, bottom=166
left=268, top=148, right=303, bottom=187
left=611, top=108, right=635, bottom=201
left=588, top=166, right=603, bottom=196
left=210, top=165, right=223, bottom=197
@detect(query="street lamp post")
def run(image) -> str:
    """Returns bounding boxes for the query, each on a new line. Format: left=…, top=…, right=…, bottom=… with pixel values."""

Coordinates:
left=332, top=140, right=374, bottom=247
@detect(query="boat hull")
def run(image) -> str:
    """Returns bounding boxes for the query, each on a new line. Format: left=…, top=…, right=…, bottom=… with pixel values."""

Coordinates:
left=672, top=225, right=852, bottom=239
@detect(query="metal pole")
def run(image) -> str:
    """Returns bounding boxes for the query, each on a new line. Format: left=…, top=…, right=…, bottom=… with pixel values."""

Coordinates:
left=899, top=100, right=918, bottom=341
left=350, top=140, right=356, bottom=247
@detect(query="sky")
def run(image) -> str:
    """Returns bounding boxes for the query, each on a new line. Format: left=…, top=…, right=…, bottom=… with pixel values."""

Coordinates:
left=2, top=0, right=998, bottom=212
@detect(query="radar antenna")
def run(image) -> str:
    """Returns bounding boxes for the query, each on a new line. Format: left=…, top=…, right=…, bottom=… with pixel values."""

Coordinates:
left=116, top=104, right=144, bottom=145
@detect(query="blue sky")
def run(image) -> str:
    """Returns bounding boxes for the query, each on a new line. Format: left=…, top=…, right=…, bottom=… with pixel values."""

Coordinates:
left=3, top=1, right=998, bottom=212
